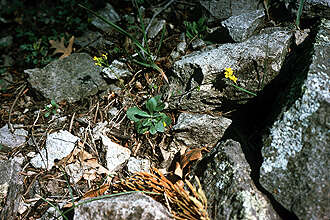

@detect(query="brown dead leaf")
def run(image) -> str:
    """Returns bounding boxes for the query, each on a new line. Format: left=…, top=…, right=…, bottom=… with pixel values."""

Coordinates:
left=49, top=36, right=74, bottom=59
left=174, top=161, right=183, bottom=178
left=180, top=147, right=208, bottom=170
left=82, top=184, right=110, bottom=199
left=57, top=144, right=110, bottom=183
left=113, top=168, right=210, bottom=220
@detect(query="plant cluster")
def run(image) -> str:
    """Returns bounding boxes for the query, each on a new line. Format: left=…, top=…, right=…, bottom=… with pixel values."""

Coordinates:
left=93, top=53, right=110, bottom=67
left=184, top=17, right=207, bottom=40
left=6, top=0, right=92, bottom=68
left=44, top=100, right=59, bottom=118
left=126, top=96, right=172, bottom=134
left=19, top=36, right=54, bottom=66
left=79, top=3, right=168, bottom=82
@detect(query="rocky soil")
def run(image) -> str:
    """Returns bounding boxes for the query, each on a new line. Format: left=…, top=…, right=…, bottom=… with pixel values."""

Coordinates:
left=0, top=0, right=329, bottom=219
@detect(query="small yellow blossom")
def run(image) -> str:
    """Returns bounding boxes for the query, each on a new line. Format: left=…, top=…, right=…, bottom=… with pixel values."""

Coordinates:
left=229, top=75, right=238, bottom=83
left=225, top=67, right=233, bottom=75
left=224, top=67, right=238, bottom=83
left=163, top=121, right=167, bottom=127
left=93, top=53, right=109, bottom=67
left=225, top=71, right=231, bottom=78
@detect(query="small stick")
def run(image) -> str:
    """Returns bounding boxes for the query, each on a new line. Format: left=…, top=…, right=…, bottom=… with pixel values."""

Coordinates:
left=8, top=84, right=26, bottom=133
left=69, top=112, right=75, bottom=133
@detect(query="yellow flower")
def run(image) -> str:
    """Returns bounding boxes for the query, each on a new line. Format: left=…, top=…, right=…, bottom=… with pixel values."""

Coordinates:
left=229, top=75, right=238, bottom=83
left=225, top=67, right=233, bottom=74
left=225, top=71, right=231, bottom=78
left=163, top=121, right=167, bottom=127
left=102, top=53, right=107, bottom=59
left=224, top=67, right=238, bottom=83
left=224, top=67, right=233, bottom=78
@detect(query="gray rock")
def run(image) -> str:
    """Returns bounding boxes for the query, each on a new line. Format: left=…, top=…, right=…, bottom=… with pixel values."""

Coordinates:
left=294, top=29, right=310, bottom=46
left=170, top=33, right=187, bottom=60
left=168, top=27, right=292, bottom=112
left=25, top=53, right=108, bottom=103
left=38, top=206, right=62, bottom=220
left=75, top=31, right=113, bottom=51
left=197, top=140, right=280, bottom=220
left=200, top=0, right=263, bottom=20
left=73, top=192, right=173, bottom=220
left=127, top=157, right=150, bottom=173
left=260, top=19, right=330, bottom=220
left=147, top=19, right=166, bottom=39
left=172, top=112, right=232, bottom=149
left=0, top=156, right=24, bottom=220
left=176, top=33, right=187, bottom=54
left=0, top=124, right=28, bottom=149
left=160, top=112, right=231, bottom=169
left=222, top=10, right=265, bottom=42
left=91, top=3, right=120, bottom=32
left=102, top=135, right=131, bottom=173
left=102, top=60, right=132, bottom=80
left=30, top=130, right=79, bottom=170
left=191, top=38, right=206, bottom=50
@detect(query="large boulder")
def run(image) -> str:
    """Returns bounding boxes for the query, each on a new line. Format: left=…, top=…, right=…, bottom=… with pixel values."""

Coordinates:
left=0, top=157, right=24, bottom=220
left=196, top=140, right=280, bottom=220
left=25, top=53, right=108, bottom=103
left=259, top=19, right=330, bottom=220
left=74, top=192, right=173, bottom=220
left=200, top=0, right=263, bottom=20
left=168, top=27, right=293, bottom=112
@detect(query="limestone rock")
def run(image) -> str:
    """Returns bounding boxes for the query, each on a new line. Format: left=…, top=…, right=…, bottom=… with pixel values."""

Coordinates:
left=168, top=28, right=292, bottom=112
left=73, top=192, right=173, bottom=220
left=260, top=19, right=330, bottom=220
left=222, top=9, right=265, bottom=42
left=25, top=53, right=108, bottom=103
left=196, top=140, right=280, bottom=220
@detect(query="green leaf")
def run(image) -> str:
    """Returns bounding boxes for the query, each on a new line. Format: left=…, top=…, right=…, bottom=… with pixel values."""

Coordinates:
left=45, top=112, right=50, bottom=118
left=126, top=107, right=150, bottom=122
left=146, top=96, right=158, bottom=114
left=146, top=96, right=165, bottom=113
left=158, top=113, right=172, bottom=126
left=155, top=120, right=165, bottom=133
left=142, top=119, right=152, bottom=127
left=149, top=125, right=157, bottom=135
left=137, top=126, right=148, bottom=134
left=51, top=100, right=58, bottom=108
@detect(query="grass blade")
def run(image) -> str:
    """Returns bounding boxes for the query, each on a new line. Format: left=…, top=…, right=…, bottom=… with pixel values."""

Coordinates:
left=78, top=4, right=150, bottom=56
left=296, top=0, right=305, bottom=28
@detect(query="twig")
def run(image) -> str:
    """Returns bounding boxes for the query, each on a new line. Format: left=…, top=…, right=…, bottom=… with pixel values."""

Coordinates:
left=8, top=84, right=26, bottom=133
left=69, top=112, right=75, bottom=133
left=93, top=102, right=99, bottom=124
left=31, top=110, right=48, bottom=169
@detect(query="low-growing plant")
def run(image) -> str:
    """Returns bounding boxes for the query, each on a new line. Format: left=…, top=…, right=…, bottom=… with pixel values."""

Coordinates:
left=78, top=3, right=168, bottom=82
left=126, top=96, right=172, bottom=134
left=19, top=37, right=54, bottom=66
left=296, top=0, right=305, bottom=29
left=93, top=53, right=110, bottom=67
left=184, top=16, right=207, bottom=40
left=44, top=100, right=59, bottom=118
